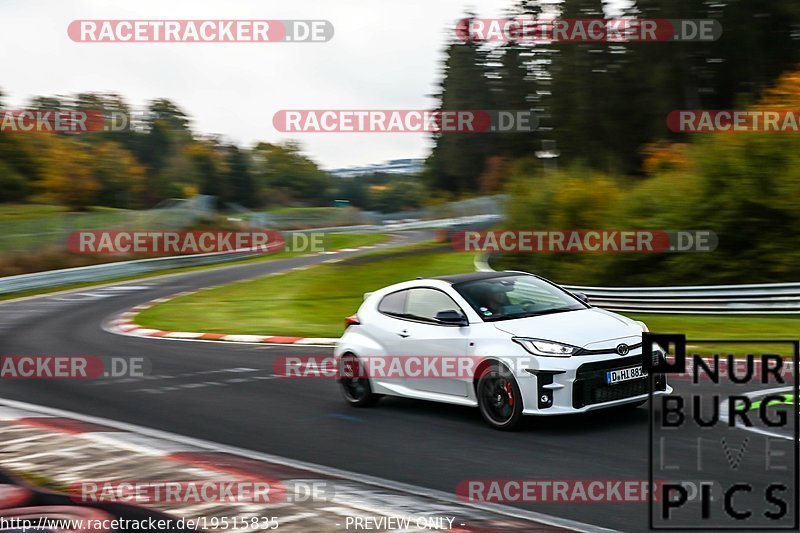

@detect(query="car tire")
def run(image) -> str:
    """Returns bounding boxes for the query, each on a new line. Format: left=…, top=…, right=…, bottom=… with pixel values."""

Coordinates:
left=338, top=354, right=379, bottom=407
left=476, top=364, right=524, bottom=430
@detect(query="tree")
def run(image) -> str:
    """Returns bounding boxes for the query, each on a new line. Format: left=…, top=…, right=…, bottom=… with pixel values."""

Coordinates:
left=223, top=145, right=256, bottom=206
left=427, top=27, right=496, bottom=193
left=91, top=141, right=146, bottom=208
left=187, top=142, right=224, bottom=198
left=37, top=136, right=99, bottom=209
left=251, top=141, right=332, bottom=205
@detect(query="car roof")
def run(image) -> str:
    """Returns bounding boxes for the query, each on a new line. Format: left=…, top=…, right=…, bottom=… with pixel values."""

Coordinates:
left=431, top=271, right=525, bottom=285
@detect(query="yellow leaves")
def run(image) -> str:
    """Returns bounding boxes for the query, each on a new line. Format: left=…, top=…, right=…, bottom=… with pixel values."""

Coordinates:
left=759, top=69, right=800, bottom=109
left=642, top=140, right=690, bottom=175
left=479, top=156, right=510, bottom=192
left=32, top=135, right=147, bottom=209
left=37, top=135, right=99, bottom=209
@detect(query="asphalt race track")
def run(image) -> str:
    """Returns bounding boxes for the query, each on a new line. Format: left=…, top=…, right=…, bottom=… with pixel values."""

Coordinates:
left=1, top=231, right=796, bottom=532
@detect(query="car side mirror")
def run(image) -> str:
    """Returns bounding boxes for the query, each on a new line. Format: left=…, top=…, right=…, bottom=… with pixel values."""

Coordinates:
left=572, top=291, right=589, bottom=304
left=435, top=309, right=468, bottom=326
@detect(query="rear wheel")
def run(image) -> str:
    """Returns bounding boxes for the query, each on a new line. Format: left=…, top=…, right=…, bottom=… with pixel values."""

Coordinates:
left=338, top=354, right=379, bottom=407
left=476, top=364, right=524, bottom=430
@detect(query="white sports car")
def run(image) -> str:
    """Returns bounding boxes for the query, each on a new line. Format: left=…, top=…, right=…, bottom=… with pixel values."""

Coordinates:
left=334, top=271, right=671, bottom=430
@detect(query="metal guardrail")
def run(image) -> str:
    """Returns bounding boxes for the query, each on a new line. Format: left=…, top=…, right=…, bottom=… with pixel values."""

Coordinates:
left=0, top=215, right=503, bottom=296
left=562, top=283, right=800, bottom=314
left=474, top=255, right=800, bottom=314
left=0, top=247, right=267, bottom=296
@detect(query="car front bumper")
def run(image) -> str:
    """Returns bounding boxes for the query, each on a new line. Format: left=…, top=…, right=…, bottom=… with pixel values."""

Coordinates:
left=517, top=354, right=672, bottom=415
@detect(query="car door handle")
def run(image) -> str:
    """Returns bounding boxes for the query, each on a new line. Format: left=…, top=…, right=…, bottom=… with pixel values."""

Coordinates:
left=397, top=330, right=410, bottom=338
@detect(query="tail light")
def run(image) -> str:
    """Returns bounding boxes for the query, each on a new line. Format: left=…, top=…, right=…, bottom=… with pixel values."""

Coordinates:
left=344, top=315, right=360, bottom=330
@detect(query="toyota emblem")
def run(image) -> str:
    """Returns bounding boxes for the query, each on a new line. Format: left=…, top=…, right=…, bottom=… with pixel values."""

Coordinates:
left=616, top=343, right=630, bottom=356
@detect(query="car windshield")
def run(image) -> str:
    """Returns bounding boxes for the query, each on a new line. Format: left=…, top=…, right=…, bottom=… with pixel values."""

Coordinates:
left=453, top=274, right=586, bottom=321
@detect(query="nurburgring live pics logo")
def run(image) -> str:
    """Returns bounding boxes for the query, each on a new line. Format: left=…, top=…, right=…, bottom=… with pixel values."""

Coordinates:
left=646, top=334, right=799, bottom=529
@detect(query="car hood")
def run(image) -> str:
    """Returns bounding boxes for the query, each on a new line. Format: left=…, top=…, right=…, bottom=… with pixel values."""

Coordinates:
left=492, top=307, right=643, bottom=348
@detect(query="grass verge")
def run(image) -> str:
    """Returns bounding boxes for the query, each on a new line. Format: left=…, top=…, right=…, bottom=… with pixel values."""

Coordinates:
left=137, top=243, right=800, bottom=345
left=0, top=233, right=388, bottom=302
left=136, top=242, right=477, bottom=338
left=627, top=313, right=800, bottom=356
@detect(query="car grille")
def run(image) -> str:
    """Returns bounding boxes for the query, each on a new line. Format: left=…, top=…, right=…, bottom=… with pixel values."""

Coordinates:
left=572, top=356, right=667, bottom=408
left=573, top=342, right=643, bottom=357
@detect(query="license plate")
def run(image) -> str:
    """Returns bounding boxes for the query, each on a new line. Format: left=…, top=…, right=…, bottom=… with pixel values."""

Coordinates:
left=606, top=366, right=647, bottom=384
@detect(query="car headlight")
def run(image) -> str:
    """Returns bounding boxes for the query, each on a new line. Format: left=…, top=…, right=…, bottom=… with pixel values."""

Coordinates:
left=512, top=337, right=579, bottom=357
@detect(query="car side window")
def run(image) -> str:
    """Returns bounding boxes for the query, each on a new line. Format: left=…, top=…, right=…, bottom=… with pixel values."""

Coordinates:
left=405, top=288, right=463, bottom=324
left=377, top=290, right=407, bottom=317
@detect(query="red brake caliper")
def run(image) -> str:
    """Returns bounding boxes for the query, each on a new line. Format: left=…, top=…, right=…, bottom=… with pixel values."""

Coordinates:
left=505, top=382, right=514, bottom=406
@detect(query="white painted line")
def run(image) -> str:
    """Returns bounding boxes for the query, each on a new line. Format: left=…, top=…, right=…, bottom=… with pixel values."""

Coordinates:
left=130, top=328, right=161, bottom=336
left=223, top=334, right=268, bottom=343
left=719, top=386, right=796, bottom=441
left=88, top=431, right=206, bottom=455
left=293, top=338, right=338, bottom=345
left=0, top=407, right=53, bottom=421
left=0, top=397, right=617, bottom=533
left=164, top=332, right=205, bottom=339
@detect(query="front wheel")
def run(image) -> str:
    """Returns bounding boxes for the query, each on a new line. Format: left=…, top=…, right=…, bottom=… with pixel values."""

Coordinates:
left=338, top=354, right=379, bottom=407
left=476, top=365, right=524, bottom=430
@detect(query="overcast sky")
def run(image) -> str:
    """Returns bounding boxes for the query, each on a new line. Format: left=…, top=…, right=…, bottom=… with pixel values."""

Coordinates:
left=1, top=0, right=524, bottom=169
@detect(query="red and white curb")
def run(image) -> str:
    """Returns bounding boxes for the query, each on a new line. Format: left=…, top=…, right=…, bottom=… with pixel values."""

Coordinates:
left=0, top=398, right=613, bottom=533
left=106, top=298, right=338, bottom=346
left=103, top=244, right=391, bottom=347
left=107, top=303, right=339, bottom=347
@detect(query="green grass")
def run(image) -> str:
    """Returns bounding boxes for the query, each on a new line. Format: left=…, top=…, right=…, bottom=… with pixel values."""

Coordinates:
left=0, top=204, right=68, bottom=220
left=136, top=242, right=477, bottom=338
left=0, top=204, right=134, bottom=253
left=625, top=314, right=800, bottom=356
left=0, top=233, right=389, bottom=302
left=263, top=206, right=343, bottom=216
left=137, top=244, right=800, bottom=344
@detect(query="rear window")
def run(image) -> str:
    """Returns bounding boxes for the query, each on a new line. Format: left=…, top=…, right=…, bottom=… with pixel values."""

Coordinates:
left=405, top=288, right=462, bottom=322
left=377, top=290, right=407, bottom=316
